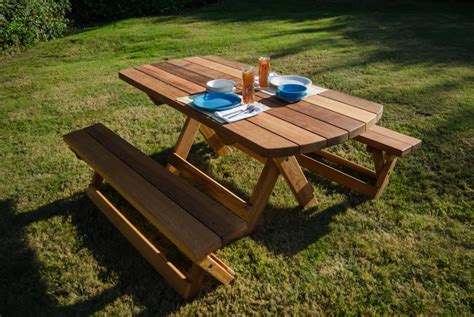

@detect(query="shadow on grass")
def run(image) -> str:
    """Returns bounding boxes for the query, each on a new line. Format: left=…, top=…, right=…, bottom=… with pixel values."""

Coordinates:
left=0, top=195, right=186, bottom=316
left=0, top=141, right=364, bottom=315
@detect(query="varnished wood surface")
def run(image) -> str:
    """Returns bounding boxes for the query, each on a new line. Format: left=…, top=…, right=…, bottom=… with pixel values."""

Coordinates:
left=119, top=55, right=384, bottom=158
left=64, top=124, right=248, bottom=260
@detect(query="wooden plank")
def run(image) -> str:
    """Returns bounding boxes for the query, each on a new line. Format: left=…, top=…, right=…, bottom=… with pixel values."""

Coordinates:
left=371, top=148, right=385, bottom=176
left=199, top=125, right=233, bottom=156
left=248, top=112, right=327, bottom=152
left=198, top=255, right=235, bottom=285
left=224, top=120, right=300, bottom=157
left=184, top=56, right=242, bottom=78
left=153, top=62, right=215, bottom=86
left=232, top=143, right=267, bottom=163
left=119, top=68, right=188, bottom=101
left=137, top=65, right=204, bottom=94
left=85, top=123, right=247, bottom=245
left=370, top=126, right=422, bottom=150
left=374, top=156, right=398, bottom=199
left=86, top=187, right=191, bottom=297
left=167, top=59, right=236, bottom=81
left=64, top=129, right=222, bottom=261
left=297, top=154, right=377, bottom=197
left=168, top=117, right=201, bottom=174
left=320, top=90, right=383, bottom=119
left=184, top=264, right=205, bottom=299
left=246, top=160, right=280, bottom=233
left=202, top=55, right=250, bottom=70
left=314, top=150, right=377, bottom=179
left=288, top=101, right=366, bottom=137
left=267, top=107, right=348, bottom=146
left=355, top=130, right=412, bottom=157
left=306, top=95, right=378, bottom=126
left=168, top=153, right=249, bottom=220
left=273, top=156, right=317, bottom=208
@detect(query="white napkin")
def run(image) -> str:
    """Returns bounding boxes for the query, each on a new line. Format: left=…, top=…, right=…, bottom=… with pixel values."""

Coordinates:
left=176, top=94, right=268, bottom=124
left=214, top=104, right=264, bottom=123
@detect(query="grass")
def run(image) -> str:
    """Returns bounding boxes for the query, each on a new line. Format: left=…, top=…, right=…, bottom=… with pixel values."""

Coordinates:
left=1, top=0, right=473, bottom=315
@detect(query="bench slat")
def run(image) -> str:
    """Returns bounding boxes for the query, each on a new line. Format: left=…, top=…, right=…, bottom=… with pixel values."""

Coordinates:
left=355, top=130, right=413, bottom=157
left=370, top=126, right=422, bottom=150
left=64, top=129, right=222, bottom=261
left=355, top=125, right=422, bottom=157
left=85, top=123, right=247, bottom=245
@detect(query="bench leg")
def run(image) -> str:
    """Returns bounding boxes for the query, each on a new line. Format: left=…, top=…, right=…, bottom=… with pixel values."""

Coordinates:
left=87, top=185, right=236, bottom=300
left=371, top=150, right=398, bottom=199
left=167, top=117, right=201, bottom=175
left=86, top=186, right=194, bottom=298
left=199, top=125, right=232, bottom=157
left=185, top=264, right=205, bottom=299
left=91, top=172, right=104, bottom=188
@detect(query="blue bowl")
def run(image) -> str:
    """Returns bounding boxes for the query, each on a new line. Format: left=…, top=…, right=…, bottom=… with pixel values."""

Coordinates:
left=277, top=84, right=307, bottom=99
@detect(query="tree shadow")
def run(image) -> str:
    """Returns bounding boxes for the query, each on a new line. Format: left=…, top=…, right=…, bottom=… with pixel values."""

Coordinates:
left=176, top=0, right=473, bottom=66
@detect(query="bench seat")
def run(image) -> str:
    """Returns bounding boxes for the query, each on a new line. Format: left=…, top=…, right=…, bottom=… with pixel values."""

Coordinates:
left=297, top=125, right=421, bottom=199
left=64, top=123, right=246, bottom=298
left=355, top=125, right=422, bottom=157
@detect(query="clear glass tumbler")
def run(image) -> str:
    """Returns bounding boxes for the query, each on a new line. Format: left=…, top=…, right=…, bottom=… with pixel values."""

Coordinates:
left=258, top=56, right=271, bottom=88
left=242, top=67, right=255, bottom=104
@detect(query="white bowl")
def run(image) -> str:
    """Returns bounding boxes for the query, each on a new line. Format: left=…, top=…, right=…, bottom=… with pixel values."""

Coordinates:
left=270, top=75, right=312, bottom=88
left=206, top=79, right=236, bottom=93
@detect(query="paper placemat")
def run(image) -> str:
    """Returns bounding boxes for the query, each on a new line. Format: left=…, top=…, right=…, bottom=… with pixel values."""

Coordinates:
left=176, top=94, right=269, bottom=124
left=259, top=84, right=328, bottom=98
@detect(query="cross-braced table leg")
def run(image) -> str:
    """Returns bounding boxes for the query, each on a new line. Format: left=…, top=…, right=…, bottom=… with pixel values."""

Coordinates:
left=167, top=117, right=200, bottom=175
left=199, top=125, right=232, bottom=156
left=167, top=119, right=317, bottom=233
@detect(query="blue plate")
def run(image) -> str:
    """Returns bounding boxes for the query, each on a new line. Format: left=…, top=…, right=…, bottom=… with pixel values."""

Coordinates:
left=275, top=91, right=307, bottom=103
left=193, top=93, right=241, bottom=111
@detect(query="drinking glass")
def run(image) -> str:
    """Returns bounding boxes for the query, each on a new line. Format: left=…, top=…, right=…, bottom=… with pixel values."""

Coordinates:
left=242, top=67, right=255, bottom=104
left=258, top=56, right=271, bottom=88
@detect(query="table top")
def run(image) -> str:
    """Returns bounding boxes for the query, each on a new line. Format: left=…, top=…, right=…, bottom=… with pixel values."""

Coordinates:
left=119, top=56, right=383, bottom=158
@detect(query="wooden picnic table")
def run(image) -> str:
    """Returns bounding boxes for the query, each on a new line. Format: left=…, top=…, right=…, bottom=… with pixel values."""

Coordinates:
left=119, top=55, right=384, bottom=232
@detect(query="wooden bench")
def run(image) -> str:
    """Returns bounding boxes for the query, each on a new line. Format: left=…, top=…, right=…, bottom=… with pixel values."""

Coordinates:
left=297, top=125, right=422, bottom=199
left=64, top=123, right=247, bottom=299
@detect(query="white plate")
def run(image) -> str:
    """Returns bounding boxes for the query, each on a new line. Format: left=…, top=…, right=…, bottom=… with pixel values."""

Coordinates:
left=270, top=75, right=312, bottom=88
left=206, top=79, right=235, bottom=93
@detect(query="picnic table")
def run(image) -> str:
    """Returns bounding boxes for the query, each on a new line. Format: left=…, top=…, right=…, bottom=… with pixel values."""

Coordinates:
left=65, top=55, right=420, bottom=298
left=119, top=55, right=384, bottom=232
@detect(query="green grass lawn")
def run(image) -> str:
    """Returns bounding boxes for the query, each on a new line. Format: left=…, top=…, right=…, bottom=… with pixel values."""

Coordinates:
left=1, top=0, right=473, bottom=315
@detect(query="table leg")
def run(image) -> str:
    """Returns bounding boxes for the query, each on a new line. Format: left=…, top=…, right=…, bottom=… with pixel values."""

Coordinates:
left=273, top=156, right=317, bottom=208
left=167, top=117, right=201, bottom=174
left=246, top=159, right=280, bottom=233
left=199, top=125, right=232, bottom=156
left=233, top=144, right=317, bottom=209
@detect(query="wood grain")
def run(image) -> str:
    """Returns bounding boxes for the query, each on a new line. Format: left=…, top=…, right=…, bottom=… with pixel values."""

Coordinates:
left=64, top=129, right=222, bottom=261
left=85, top=123, right=247, bottom=245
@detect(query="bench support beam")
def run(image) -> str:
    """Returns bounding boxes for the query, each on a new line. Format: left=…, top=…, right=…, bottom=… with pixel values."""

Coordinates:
left=299, top=147, right=400, bottom=199
left=86, top=183, right=235, bottom=300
